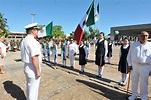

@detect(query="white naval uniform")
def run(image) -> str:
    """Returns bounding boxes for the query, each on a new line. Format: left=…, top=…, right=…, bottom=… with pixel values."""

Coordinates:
left=127, top=41, right=151, bottom=100
left=21, top=34, right=42, bottom=100
left=68, top=43, right=78, bottom=68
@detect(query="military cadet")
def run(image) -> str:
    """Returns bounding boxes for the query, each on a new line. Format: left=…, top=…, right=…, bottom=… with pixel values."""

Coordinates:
left=41, top=40, right=47, bottom=61
left=95, top=32, right=108, bottom=78
left=21, top=23, right=42, bottom=100
left=51, top=40, right=57, bottom=65
left=60, top=40, right=66, bottom=67
left=45, top=40, right=51, bottom=62
left=67, top=39, right=78, bottom=69
left=79, top=40, right=88, bottom=73
left=127, top=31, right=151, bottom=100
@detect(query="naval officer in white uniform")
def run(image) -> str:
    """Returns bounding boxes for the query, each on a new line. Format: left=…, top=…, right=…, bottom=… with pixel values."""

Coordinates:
left=21, top=23, right=42, bottom=100
left=127, top=31, right=151, bottom=100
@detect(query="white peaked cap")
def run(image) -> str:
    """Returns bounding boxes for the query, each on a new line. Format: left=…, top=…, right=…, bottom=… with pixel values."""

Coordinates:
left=24, top=23, right=38, bottom=29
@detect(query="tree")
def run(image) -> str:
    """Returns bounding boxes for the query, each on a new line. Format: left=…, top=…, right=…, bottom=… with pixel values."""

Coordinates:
left=53, top=25, right=65, bottom=39
left=0, top=12, right=9, bottom=37
left=0, top=13, right=7, bottom=29
left=83, top=30, right=89, bottom=40
left=88, top=26, right=100, bottom=39
left=39, top=25, right=66, bottom=40
left=95, top=29, right=100, bottom=38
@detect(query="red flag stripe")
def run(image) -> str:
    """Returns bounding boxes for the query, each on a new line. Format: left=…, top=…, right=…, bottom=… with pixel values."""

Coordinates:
left=74, top=24, right=84, bottom=45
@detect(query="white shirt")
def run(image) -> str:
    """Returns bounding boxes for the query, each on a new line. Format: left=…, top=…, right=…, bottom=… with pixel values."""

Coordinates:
left=68, top=43, right=78, bottom=56
left=0, top=42, right=6, bottom=57
left=127, top=41, right=151, bottom=66
left=21, top=34, right=42, bottom=64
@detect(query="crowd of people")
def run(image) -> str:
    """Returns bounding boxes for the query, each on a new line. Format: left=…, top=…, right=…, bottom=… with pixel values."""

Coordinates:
left=0, top=22, right=151, bottom=100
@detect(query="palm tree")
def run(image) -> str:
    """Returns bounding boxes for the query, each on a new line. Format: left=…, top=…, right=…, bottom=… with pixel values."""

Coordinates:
left=0, top=13, right=7, bottom=29
left=0, top=12, right=9, bottom=37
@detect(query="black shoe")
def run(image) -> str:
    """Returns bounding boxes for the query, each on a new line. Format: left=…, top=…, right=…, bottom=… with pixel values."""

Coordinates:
left=121, top=82, right=126, bottom=86
left=79, top=70, right=84, bottom=74
left=96, top=75, right=102, bottom=78
left=70, top=66, right=74, bottom=69
left=63, top=65, right=66, bottom=68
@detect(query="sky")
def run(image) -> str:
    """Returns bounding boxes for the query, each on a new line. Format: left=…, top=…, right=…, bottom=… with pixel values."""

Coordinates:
left=1, top=0, right=151, bottom=36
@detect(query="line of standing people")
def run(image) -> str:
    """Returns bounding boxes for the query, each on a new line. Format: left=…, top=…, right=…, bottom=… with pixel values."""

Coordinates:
left=20, top=22, right=151, bottom=100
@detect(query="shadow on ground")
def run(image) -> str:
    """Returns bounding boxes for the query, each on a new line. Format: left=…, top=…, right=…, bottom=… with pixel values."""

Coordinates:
left=76, top=79, right=141, bottom=100
left=42, top=60, right=118, bottom=84
left=3, top=80, right=26, bottom=100
left=14, top=59, right=22, bottom=62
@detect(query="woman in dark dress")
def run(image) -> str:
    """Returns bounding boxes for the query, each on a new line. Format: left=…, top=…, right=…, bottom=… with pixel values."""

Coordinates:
left=107, top=38, right=113, bottom=64
left=118, top=37, right=130, bottom=86
left=95, top=32, right=108, bottom=78
left=79, top=40, right=87, bottom=73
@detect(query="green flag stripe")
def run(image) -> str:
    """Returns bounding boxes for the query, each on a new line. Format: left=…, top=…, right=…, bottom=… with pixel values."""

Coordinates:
left=86, top=1, right=95, bottom=27
left=46, top=21, right=53, bottom=36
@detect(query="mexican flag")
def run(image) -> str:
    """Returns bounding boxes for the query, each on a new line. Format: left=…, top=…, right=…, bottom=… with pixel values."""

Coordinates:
left=95, top=3, right=99, bottom=22
left=74, top=1, right=95, bottom=45
left=38, top=21, right=53, bottom=38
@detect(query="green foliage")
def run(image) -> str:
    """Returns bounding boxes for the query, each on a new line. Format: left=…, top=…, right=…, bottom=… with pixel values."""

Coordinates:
left=0, top=12, right=9, bottom=37
left=88, top=26, right=100, bottom=39
left=0, top=13, right=7, bottom=28
left=52, top=25, right=65, bottom=39
left=39, top=25, right=65, bottom=40
left=83, top=30, right=89, bottom=40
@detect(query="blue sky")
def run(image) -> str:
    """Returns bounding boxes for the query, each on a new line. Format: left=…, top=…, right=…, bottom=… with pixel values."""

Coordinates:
left=0, top=0, right=151, bottom=36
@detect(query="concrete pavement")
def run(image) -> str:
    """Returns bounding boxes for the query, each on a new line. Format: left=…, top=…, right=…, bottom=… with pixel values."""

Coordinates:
left=0, top=46, right=151, bottom=100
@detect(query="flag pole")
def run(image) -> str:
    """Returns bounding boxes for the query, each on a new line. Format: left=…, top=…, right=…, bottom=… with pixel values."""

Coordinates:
left=98, top=0, right=100, bottom=32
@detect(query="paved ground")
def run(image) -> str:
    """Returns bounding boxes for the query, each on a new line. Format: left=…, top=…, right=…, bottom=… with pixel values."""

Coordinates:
left=0, top=46, right=151, bottom=100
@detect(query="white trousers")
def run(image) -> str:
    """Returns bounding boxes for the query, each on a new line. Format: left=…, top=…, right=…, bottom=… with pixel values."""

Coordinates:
left=24, top=63, right=41, bottom=100
left=69, top=55, right=75, bottom=67
left=108, top=57, right=111, bottom=63
left=62, top=60, right=66, bottom=66
left=131, top=63, right=151, bottom=100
